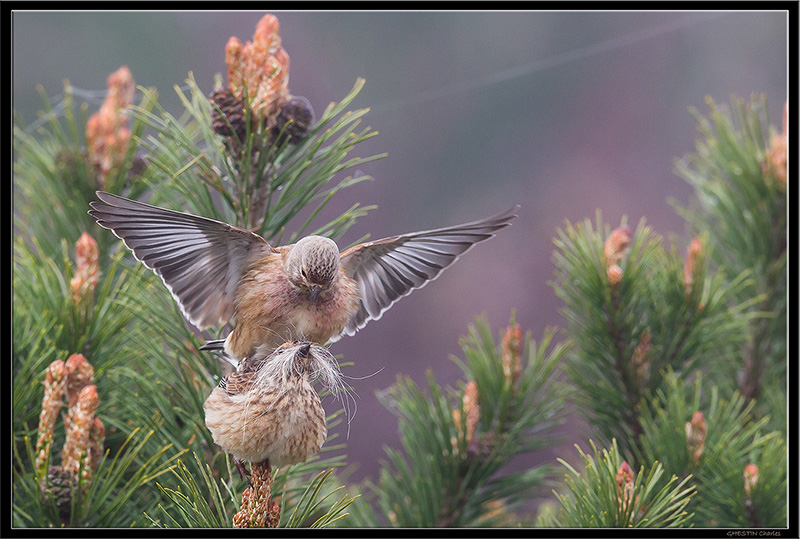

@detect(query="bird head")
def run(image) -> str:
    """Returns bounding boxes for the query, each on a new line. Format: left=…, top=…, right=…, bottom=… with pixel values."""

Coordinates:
left=286, top=236, right=340, bottom=302
left=254, top=340, right=343, bottom=390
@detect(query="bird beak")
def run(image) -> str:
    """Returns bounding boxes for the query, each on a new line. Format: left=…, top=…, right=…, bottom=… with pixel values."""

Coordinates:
left=298, top=342, right=311, bottom=357
left=310, top=285, right=322, bottom=302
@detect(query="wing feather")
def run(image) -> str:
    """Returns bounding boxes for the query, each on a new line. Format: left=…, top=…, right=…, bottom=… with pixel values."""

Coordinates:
left=89, top=191, right=274, bottom=329
left=336, top=206, right=518, bottom=338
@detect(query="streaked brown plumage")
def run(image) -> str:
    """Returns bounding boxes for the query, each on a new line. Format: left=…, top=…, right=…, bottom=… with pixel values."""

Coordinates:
left=203, top=341, right=330, bottom=466
left=89, top=191, right=517, bottom=367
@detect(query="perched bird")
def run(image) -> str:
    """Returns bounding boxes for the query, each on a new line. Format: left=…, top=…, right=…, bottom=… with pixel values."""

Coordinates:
left=203, top=341, right=339, bottom=476
left=89, top=191, right=517, bottom=367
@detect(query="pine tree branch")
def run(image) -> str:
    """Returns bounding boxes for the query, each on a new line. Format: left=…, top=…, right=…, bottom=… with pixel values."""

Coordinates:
left=604, top=288, right=643, bottom=442
left=355, top=318, right=567, bottom=527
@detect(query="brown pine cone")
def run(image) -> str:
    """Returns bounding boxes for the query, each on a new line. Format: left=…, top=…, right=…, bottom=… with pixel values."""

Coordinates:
left=41, top=465, right=76, bottom=523
left=209, top=88, right=248, bottom=142
left=271, top=97, right=313, bottom=146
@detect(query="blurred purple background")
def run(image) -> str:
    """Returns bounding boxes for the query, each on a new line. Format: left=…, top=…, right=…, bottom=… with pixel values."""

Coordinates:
left=13, top=10, right=787, bottom=498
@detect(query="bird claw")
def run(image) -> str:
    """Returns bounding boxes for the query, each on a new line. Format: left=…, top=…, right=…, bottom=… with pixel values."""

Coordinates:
left=234, top=457, right=253, bottom=488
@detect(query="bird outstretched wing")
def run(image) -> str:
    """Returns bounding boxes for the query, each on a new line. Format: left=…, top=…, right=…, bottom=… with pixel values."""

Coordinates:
left=89, top=191, right=275, bottom=330
left=337, top=206, right=519, bottom=339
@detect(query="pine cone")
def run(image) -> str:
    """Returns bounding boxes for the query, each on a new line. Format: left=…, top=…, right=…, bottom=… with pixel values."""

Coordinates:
left=210, top=88, right=248, bottom=142
left=41, top=465, right=76, bottom=523
left=271, top=97, right=313, bottom=146
left=128, top=152, right=148, bottom=178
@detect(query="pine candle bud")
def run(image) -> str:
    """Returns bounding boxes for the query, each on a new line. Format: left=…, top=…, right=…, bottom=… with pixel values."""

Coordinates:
left=86, top=66, right=135, bottom=188
left=70, top=232, right=100, bottom=306
left=233, top=461, right=280, bottom=528
left=225, top=37, right=243, bottom=100
left=35, top=360, right=67, bottom=476
left=607, top=263, right=623, bottom=286
left=683, top=237, right=703, bottom=295
left=604, top=226, right=631, bottom=267
left=743, top=463, right=759, bottom=498
left=61, top=385, right=99, bottom=477
left=685, top=411, right=707, bottom=466
left=476, top=499, right=512, bottom=526
left=87, top=416, right=106, bottom=474
left=452, top=381, right=480, bottom=455
left=501, top=323, right=523, bottom=389
left=387, top=511, right=398, bottom=526
left=616, top=461, right=635, bottom=512
left=225, top=14, right=290, bottom=127
left=763, top=100, right=787, bottom=189
left=463, top=381, right=480, bottom=452
left=64, top=353, right=95, bottom=409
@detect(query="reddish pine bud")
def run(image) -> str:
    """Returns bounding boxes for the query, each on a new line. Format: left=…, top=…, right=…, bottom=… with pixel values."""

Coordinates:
left=35, top=360, right=67, bottom=475
left=501, top=323, right=523, bottom=389
left=233, top=460, right=280, bottom=528
left=604, top=226, right=631, bottom=267
left=225, top=14, right=291, bottom=127
left=616, top=461, right=636, bottom=512
left=86, top=66, right=135, bottom=187
left=87, top=416, right=106, bottom=474
left=452, top=381, right=481, bottom=456
left=743, top=463, right=759, bottom=498
left=463, top=381, right=480, bottom=452
left=64, top=353, right=95, bottom=409
left=61, top=385, right=99, bottom=477
left=70, top=232, right=100, bottom=306
left=685, top=411, right=707, bottom=466
left=608, top=264, right=623, bottom=286
left=683, top=237, right=703, bottom=294
left=763, top=100, right=787, bottom=189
